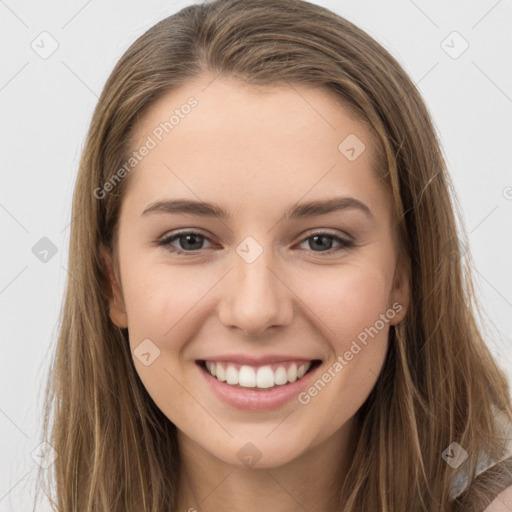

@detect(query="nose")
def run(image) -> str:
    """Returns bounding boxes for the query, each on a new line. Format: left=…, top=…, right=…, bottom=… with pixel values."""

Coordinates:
left=217, top=248, right=294, bottom=337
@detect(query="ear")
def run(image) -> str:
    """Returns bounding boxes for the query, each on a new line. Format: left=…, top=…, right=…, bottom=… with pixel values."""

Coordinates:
left=99, top=245, right=128, bottom=329
left=388, top=255, right=411, bottom=326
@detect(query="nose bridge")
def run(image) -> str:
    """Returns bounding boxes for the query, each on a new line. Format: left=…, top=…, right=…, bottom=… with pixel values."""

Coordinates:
left=218, top=236, right=292, bottom=335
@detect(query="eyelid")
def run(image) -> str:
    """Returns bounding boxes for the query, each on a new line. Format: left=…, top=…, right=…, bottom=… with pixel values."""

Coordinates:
left=158, top=227, right=352, bottom=242
left=160, top=228, right=210, bottom=239
left=156, top=228, right=355, bottom=254
left=157, top=229, right=215, bottom=250
left=298, top=227, right=353, bottom=241
left=295, top=230, right=354, bottom=253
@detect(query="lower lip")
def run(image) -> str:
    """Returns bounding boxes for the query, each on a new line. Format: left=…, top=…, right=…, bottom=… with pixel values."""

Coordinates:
left=197, top=361, right=322, bottom=411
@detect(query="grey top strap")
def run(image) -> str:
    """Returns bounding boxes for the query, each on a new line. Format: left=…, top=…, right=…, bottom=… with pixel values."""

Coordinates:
left=449, top=408, right=512, bottom=500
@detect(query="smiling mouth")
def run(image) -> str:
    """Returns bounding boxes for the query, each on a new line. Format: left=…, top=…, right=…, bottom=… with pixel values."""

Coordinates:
left=197, top=359, right=322, bottom=391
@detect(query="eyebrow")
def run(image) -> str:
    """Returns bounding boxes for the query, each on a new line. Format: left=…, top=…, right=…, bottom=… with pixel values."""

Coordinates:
left=141, top=196, right=373, bottom=220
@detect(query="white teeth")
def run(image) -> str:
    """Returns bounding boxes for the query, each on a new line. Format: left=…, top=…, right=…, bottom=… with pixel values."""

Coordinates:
left=204, top=360, right=314, bottom=389
left=287, top=363, right=298, bottom=383
left=239, top=365, right=256, bottom=387
left=256, top=366, right=274, bottom=388
left=215, top=363, right=226, bottom=382
left=274, top=366, right=288, bottom=385
left=226, top=365, right=239, bottom=385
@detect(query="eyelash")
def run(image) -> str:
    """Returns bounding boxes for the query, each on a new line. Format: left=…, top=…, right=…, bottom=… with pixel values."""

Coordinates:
left=155, top=230, right=355, bottom=256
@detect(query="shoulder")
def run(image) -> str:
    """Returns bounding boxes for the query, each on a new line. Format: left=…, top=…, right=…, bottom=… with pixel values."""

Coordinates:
left=483, top=483, right=512, bottom=511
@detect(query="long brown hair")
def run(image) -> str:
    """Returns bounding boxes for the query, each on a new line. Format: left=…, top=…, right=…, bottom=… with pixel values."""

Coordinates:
left=37, top=0, right=512, bottom=510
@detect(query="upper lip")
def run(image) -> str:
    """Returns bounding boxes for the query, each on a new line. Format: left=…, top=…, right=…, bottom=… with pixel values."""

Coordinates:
left=198, top=355, right=320, bottom=365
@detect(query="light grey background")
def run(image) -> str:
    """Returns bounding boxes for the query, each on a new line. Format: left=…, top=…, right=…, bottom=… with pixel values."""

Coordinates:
left=1, top=0, right=511, bottom=510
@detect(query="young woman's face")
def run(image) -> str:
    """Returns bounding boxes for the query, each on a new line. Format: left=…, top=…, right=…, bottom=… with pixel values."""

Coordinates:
left=104, top=74, right=409, bottom=468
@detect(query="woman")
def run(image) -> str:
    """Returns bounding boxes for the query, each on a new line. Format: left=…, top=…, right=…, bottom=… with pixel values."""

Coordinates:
left=38, top=0, right=512, bottom=510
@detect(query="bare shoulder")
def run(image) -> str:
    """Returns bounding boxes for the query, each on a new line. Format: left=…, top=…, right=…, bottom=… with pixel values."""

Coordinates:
left=483, top=484, right=512, bottom=511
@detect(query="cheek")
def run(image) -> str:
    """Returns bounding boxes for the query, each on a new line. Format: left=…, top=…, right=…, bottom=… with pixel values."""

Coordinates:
left=294, top=263, right=394, bottom=422
left=122, top=262, right=213, bottom=342
left=120, top=264, right=211, bottom=428
left=298, top=261, right=393, bottom=347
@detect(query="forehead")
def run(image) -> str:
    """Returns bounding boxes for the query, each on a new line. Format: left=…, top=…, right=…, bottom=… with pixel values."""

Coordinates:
left=122, top=74, right=387, bottom=217
left=132, top=74, right=373, bottom=150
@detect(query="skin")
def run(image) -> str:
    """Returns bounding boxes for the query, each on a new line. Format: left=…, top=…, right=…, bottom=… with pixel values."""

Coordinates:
left=101, top=73, right=410, bottom=511
left=484, top=485, right=512, bottom=511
